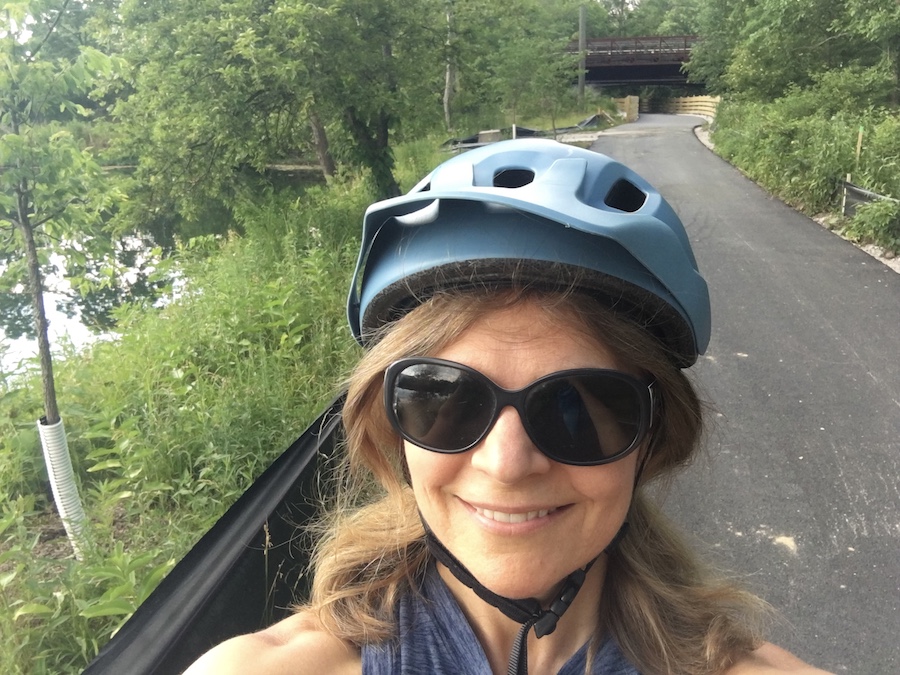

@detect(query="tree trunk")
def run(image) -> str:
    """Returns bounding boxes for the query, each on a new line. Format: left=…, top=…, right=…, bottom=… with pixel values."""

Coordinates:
left=309, top=108, right=335, bottom=179
left=443, top=2, right=457, bottom=132
left=344, top=106, right=401, bottom=199
left=13, top=161, right=59, bottom=424
left=444, top=62, right=456, bottom=132
left=18, top=211, right=59, bottom=424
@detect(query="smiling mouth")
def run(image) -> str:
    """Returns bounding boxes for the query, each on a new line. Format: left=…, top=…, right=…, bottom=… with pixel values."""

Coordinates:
left=474, top=506, right=557, bottom=524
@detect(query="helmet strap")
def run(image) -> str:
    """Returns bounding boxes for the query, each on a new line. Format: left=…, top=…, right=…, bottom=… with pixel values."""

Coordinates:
left=634, top=446, right=652, bottom=489
left=421, top=517, right=629, bottom=675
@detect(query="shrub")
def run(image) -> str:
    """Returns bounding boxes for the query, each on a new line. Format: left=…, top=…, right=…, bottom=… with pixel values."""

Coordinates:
left=713, top=76, right=900, bottom=239
left=857, top=114, right=900, bottom=199
left=843, top=198, right=900, bottom=252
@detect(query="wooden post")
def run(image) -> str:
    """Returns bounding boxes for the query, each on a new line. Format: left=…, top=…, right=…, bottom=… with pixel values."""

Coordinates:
left=855, top=126, right=863, bottom=172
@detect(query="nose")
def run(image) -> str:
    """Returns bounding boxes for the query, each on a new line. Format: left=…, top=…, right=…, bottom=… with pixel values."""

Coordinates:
left=470, top=406, right=552, bottom=483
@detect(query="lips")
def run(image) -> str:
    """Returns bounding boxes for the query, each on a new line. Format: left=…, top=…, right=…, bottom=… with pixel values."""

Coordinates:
left=473, top=506, right=557, bottom=524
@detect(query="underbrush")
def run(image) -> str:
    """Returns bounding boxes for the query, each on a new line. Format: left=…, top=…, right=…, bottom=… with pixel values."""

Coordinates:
left=712, top=70, right=900, bottom=252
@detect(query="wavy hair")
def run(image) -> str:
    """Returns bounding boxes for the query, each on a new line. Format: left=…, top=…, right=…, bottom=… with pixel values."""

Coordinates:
left=302, top=287, right=769, bottom=674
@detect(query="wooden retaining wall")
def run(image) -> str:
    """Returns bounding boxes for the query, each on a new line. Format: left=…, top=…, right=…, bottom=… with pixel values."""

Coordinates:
left=613, top=96, right=640, bottom=122
left=661, top=95, right=720, bottom=118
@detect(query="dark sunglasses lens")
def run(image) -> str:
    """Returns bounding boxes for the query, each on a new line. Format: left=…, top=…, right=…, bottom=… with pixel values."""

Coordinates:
left=392, top=363, right=494, bottom=451
left=526, top=375, right=642, bottom=463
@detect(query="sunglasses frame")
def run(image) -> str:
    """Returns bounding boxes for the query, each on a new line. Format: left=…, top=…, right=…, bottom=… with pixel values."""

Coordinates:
left=383, top=357, right=657, bottom=466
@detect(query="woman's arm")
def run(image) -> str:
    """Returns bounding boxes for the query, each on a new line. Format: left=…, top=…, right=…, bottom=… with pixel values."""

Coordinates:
left=181, top=611, right=361, bottom=675
left=725, top=642, right=834, bottom=674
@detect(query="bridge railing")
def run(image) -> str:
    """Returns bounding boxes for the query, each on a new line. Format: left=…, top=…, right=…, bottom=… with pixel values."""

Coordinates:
left=582, top=35, right=698, bottom=54
left=571, top=35, right=699, bottom=66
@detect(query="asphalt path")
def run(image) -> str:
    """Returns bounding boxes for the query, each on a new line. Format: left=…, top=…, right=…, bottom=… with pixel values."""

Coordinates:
left=590, top=114, right=900, bottom=674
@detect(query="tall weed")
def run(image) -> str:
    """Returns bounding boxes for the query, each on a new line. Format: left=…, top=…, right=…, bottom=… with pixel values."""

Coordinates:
left=843, top=198, right=900, bottom=251
left=856, top=115, right=900, bottom=198
left=713, top=98, right=855, bottom=213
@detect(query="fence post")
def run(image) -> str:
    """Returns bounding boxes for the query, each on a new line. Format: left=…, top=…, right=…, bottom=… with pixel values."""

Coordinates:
left=855, top=127, right=863, bottom=172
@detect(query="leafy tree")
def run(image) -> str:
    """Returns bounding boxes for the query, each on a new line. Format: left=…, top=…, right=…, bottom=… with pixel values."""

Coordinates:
left=289, top=0, right=445, bottom=198
left=492, top=31, right=580, bottom=128
left=841, top=0, right=900, bottom=105
left=111, top=0, right=328, bottom=235
left=0, top=0, right=126, bottom=558
left=0, top=0, right=121, bottom=377
left=726, top=0, right=858, bottom=100
left=439, top=0, right=587, bottom=131
left=114, top=0, right=446, bottom=209
left=684, top=0, right=754, bottom=93
left=624, top=0, right=666, bottom=36
left=687, top=0, right=894, bottom=102
left=629, top=0, right=702, bottom=36
left=600, top=0, right=636, bottom=37
left=491, top=34, right=544, bottom=126
left=438, top=0, right=514, bottom=130
left=112, top=0, right=609, bottom=215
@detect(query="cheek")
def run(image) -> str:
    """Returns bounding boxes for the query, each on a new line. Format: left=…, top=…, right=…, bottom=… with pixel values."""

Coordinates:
left=570, top=455, right=638, bottom=508
left=403, top=442, right=462, bottom=503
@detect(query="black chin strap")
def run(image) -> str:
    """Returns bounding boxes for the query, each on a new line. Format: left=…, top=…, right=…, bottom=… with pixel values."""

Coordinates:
left=421, top=519, right=629, bottom=675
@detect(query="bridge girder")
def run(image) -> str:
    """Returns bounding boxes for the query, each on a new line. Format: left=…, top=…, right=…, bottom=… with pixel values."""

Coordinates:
left=569, top=35, right=699, bottom=86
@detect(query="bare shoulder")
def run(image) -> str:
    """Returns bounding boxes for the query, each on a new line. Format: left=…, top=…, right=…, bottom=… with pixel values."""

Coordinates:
left=181, top=610, right=361, bottom=675
left=725, top=642, right=834, bottom=674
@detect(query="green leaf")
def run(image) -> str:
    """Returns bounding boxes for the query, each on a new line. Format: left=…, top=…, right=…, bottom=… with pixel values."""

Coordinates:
left=0, top=566, right=21, bottom=588
left=87, top=459, right=123, bottom=472
left=14, top=603, right=54, bottom=620
left=78, top=598, right=134, bottom=619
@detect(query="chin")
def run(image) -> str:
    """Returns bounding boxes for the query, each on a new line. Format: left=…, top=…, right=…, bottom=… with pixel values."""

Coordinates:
left=468, top=560, right=572, bottom=602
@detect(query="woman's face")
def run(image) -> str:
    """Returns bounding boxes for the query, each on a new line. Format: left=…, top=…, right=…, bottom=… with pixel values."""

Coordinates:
left=403, top=299, right=640, bottom=601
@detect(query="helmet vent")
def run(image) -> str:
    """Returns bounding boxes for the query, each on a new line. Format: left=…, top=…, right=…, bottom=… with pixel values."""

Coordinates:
left=604, top=179, right=646, bottom=212
left=493, top=169, right=535, bottom=188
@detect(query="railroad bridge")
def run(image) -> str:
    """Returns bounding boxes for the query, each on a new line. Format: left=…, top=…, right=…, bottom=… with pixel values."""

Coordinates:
left=569, top=35, right=699, bottom=86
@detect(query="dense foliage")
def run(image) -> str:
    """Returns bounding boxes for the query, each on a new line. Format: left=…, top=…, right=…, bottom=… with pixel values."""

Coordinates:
left=687, top=0, right=900, bottom=250
left=2, top=0, right=899, bottom=671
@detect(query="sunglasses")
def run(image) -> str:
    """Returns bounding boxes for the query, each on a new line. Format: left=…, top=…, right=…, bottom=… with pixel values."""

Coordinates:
left=384, top=357, right=656, bottom=466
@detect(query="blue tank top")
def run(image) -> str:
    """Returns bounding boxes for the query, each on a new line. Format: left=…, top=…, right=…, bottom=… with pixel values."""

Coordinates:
left=361, top=565, right=639, bottom=674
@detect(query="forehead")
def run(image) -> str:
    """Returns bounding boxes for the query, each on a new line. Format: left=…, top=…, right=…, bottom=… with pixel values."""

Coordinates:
left=431, top=300, right=624, bottom=382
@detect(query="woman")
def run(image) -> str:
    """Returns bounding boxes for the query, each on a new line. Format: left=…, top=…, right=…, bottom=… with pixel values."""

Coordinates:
left=186, top=139, right=829, bottom=674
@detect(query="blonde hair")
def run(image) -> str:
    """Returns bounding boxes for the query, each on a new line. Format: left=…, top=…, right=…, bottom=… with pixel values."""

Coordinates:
left=303, top=288, right=769, bottom=673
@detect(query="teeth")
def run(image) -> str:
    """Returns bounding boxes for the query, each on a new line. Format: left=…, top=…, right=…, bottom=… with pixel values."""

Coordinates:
left=476, top=507, right=554, bottom=523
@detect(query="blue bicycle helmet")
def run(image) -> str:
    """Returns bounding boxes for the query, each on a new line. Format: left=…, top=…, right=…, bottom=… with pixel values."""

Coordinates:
left=347, top=138, right=710, bottom=367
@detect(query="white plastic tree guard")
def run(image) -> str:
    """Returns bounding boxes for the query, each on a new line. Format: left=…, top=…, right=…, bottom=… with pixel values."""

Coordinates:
left=37, top=417, right=88, bottom=560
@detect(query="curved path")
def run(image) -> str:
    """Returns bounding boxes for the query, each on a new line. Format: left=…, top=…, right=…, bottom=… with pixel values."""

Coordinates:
left=590, top=114, right=900, bottom=674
